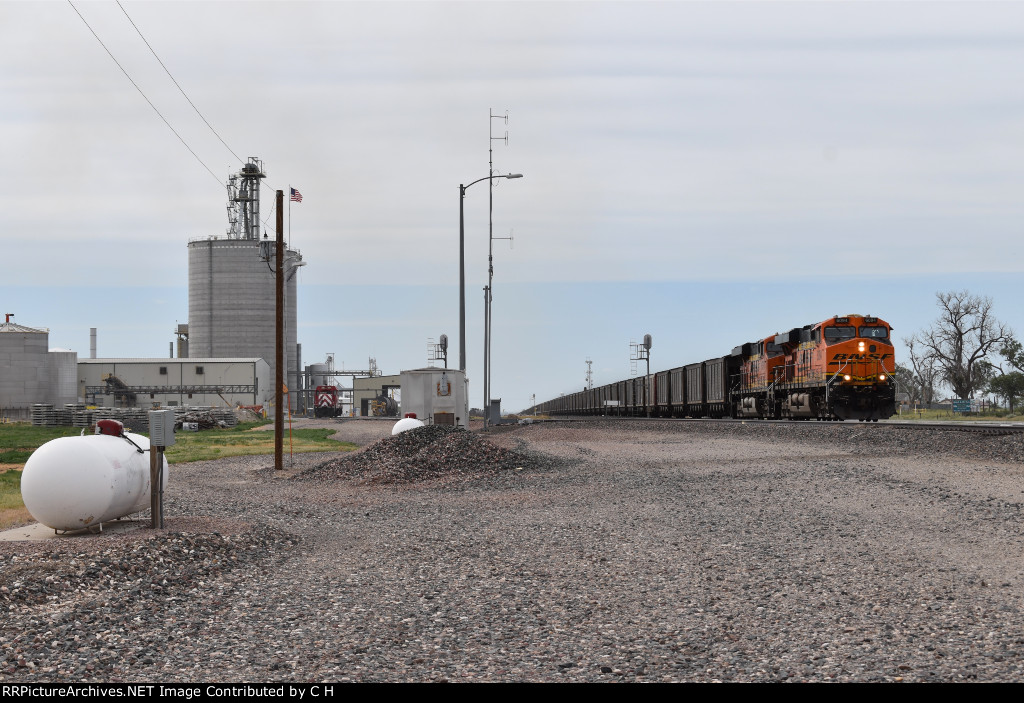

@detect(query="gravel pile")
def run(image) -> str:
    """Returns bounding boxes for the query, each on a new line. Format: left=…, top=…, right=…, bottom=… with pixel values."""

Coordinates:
left=176, top=410, right=231, bottom=430
left=298, top=424, right=555, bottom=485
left=2, top=419, right=1024, bottom=682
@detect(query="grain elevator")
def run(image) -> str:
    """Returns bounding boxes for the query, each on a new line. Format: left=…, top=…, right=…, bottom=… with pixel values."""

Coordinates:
left=186, top=158, right=303, bottom=412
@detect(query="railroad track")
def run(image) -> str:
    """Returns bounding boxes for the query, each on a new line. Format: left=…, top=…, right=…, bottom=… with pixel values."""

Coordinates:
left=540, top=415, right=1024, bottom=435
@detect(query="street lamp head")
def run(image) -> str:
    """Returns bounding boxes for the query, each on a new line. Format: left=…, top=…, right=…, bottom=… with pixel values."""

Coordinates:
left=504, top=173, right=523, bottom=179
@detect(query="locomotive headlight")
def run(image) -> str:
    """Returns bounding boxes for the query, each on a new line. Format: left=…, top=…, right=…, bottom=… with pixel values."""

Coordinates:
left=844, top=374, right=852, bottom=381
left=858, top=341, right=866, bottom=352
left=879, top=374, right=886, bottom=382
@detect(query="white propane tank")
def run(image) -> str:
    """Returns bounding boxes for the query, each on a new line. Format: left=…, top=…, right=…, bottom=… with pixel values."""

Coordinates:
left=392, top=417, right=425, bottom=435
left=20, top=433, right=169, bottom=531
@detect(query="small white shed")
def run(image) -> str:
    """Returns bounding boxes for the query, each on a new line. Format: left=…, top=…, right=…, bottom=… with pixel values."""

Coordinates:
left=399, top=368, right=468, bottom=428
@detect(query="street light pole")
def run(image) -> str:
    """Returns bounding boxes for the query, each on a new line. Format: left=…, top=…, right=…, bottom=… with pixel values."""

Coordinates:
left=458, top=173, right=522, bottom=388
left=459, top=184, right=467, bottom=372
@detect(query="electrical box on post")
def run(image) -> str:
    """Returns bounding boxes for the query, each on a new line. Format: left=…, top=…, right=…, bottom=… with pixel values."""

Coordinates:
left=148, top=409, right=176, bottom=447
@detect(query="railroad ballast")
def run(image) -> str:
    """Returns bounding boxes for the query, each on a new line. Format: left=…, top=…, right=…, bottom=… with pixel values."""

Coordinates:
left=538, top=314, right=897, bottom=422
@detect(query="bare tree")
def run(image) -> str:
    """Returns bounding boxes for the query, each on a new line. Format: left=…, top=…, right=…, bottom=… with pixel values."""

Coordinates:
left=892, top=364, right=922, bottom=404
left=908, top=290, right=1012, bottom=399
left=904, top=337, right=939, bottom=404
left=1000, top=337, right=1024, bottom=373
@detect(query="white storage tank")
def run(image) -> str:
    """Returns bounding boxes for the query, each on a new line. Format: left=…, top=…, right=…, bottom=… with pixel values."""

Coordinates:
left=21, top=432, right=168, bottom=531
left=0, top=320, right=49, bottom=421
left=48, top=348, right=79, bottom=405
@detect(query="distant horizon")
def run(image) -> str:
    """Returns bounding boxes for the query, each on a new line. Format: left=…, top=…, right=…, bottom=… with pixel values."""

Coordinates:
left=4, top=271, right=1020, bottom=413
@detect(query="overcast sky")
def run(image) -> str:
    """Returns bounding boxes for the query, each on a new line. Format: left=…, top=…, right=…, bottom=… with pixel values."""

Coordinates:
left=2, top=1, right=1022, bottom=412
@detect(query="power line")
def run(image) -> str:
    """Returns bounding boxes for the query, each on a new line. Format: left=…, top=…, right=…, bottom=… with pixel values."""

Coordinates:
left=115, top=1, right=245, bottom=167
left=114, top=3, right=285, bottom=229
left=111, top=4, right=289, bottom=232
left=67, top=0, right=222, bottom=186
left=71, top=1, right=291, bottom=234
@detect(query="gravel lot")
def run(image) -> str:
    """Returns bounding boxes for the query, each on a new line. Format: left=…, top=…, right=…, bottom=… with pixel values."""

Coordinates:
left=2, top=418, right=1024, bottom=682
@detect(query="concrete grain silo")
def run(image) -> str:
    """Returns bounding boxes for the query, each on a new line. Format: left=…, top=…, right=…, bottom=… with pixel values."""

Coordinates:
left=0, top=318, right=49, bottom=420
left=186, top=158, right=304, bottom=414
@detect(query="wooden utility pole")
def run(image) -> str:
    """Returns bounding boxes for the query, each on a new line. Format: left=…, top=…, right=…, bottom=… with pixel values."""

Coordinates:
left=275, top=190, right=284, bottom=470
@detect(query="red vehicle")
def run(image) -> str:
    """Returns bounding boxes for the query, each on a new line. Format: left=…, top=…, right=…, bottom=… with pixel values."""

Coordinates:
left=315, top=385, right=340, bottom=418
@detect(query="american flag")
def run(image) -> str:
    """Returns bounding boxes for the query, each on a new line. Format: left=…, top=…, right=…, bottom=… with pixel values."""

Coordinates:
left=290, top=187, right=303, bottom=203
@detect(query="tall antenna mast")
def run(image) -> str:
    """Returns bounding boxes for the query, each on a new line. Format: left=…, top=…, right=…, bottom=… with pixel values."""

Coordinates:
left=484, top=109, right=510, bottom=431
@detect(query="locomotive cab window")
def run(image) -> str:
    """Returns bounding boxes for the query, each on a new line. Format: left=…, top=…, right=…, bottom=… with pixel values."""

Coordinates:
left=859, top=326, right=889, bottom=341
left=824, top=326, right=856, bottom=344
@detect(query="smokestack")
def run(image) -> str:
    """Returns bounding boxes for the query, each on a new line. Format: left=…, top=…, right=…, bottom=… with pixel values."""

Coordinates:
left=170, top=342, right=174, bottom=358
left=90, top=328, right=97, bottom=359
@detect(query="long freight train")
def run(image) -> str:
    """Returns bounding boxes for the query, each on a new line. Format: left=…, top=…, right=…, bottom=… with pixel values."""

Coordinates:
left=536, top=314, right=897, bottom=422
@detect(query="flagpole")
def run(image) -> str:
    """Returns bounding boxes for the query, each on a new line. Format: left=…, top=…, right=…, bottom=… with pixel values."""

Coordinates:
left=288, top=185, right=292, bottom=249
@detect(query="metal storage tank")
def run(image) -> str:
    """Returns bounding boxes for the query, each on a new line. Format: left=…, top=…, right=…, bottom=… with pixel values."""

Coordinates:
left=0, top=320, right=50, bottom=421
left=21, top=431, right=168, bottom=531
left=48, top=348, right=78, bottom=406
left=187, top=238, right=302, bottom=413
left=308, top=362, right=330, bottom=388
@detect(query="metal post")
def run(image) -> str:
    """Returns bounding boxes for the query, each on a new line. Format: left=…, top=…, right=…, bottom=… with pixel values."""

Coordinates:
left=275, top=190, right=284, bottom=470
left=646, top=356, right=651, bottom=418
left=485, top=109, right=497, bottom=430
left=149, top=446, right=163, bottom=529
left=459, top=184, right=466, bottom=372
left=483, top=285, right=489, bottom=429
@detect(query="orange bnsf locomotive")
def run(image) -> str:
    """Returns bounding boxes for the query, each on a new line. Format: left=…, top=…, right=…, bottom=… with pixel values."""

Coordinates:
left=733, top=314, right=895, bottom=421
left=536, top=314, right=896, bottom=422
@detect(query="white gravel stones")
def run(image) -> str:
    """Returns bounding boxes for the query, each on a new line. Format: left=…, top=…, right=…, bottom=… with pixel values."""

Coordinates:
left=2, top=419, right=1023, bottom=682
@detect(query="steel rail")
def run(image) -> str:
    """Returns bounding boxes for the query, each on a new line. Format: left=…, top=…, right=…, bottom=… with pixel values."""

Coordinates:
left=539, top=415, right=1024, bottom=435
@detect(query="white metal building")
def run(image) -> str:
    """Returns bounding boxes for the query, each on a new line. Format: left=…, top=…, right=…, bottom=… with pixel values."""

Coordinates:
left=78, top=358, right=270, bottom=410
left=399, top=368, right=468, bottom=427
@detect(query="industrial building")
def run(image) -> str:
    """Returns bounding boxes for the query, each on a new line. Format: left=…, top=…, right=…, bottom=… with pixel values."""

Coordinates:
left=1, top=158, right=362, bottom=425
left=78, top=358, right=270, bottom=409
left=0, top=319, right=78, bottom=421
left=352, top=374, right=401, bottom=417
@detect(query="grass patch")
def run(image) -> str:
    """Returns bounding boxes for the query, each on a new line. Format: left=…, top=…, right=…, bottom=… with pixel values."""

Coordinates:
left=0, top=425, right=82, bottom=465
left=0, top=468, right=23, bottom=510
left=0, top=469, right=31, bottom=529
left=164, top=422, right=357, bottom=464
left=895, top=408, right=1024, bottom=422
